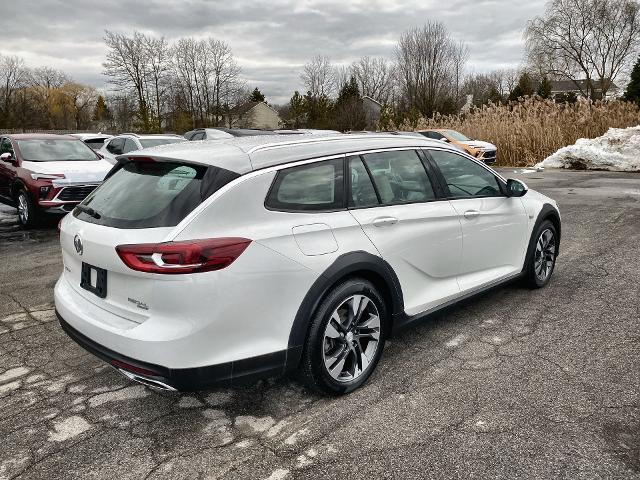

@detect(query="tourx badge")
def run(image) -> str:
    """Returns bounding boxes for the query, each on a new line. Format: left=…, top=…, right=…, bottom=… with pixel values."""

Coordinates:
left=73, top=235, right=83, bottom=255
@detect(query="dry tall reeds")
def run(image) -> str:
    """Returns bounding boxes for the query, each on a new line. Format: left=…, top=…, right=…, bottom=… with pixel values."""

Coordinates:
left=399, top=98, right=640, bottom=166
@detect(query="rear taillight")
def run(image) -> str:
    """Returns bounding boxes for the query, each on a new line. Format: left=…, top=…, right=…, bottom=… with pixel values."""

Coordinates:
left=116, top=238, right=251, bottom=274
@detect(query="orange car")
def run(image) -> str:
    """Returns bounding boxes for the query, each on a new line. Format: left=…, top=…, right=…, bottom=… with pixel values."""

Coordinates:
left=416, top=129, right=497, bottom=164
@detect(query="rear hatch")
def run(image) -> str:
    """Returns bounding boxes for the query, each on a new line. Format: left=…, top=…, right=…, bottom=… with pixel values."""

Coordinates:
left=60, top=159, right=239, bottom=326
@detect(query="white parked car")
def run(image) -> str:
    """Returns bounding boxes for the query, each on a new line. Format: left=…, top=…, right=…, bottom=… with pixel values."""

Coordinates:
left=98, top=133, right=186, bottom=164
left=68, top=133, right=113, bottom=151
left=55, top=134, right=560, bottom=394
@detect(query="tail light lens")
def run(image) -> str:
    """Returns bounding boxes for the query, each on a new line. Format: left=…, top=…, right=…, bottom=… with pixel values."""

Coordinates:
left=116, top=238, right=251, bottom=274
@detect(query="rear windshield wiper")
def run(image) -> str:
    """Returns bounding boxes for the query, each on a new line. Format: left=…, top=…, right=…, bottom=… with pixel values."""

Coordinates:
left=75, top=204, right=101, bottom=219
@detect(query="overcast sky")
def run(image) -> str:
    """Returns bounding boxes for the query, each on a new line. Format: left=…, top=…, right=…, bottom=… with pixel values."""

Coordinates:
left=2, top=0, right=546, bottom=104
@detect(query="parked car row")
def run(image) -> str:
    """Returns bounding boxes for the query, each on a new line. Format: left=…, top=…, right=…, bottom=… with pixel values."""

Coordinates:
left=0, top=128, right=496, bottom=229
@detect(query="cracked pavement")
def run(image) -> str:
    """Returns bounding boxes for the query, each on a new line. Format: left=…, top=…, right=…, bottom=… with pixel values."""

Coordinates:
left=0, top=169, right=639, bottom=479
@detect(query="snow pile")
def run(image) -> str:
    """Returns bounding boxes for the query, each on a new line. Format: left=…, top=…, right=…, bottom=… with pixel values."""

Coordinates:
left=536, top=126, right=640, bottom=172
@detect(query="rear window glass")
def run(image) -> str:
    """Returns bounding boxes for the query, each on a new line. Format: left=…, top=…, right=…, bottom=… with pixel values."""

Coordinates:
left=74, top=161, right=239, bottom=228
left=266, top=158, right=344, bottom=211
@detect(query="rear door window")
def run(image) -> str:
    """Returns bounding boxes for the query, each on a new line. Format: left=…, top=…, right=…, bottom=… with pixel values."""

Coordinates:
left=266, top=158, right=344, bottom=211
left=106, top=138, right=124, bottom=155
left=122, top=138, right=138, bottom=154
left=362, top=150, right=436, bottom=205
left=348, top=156, right=379, bottom=208
left=75, top=161, right=239, bottom=228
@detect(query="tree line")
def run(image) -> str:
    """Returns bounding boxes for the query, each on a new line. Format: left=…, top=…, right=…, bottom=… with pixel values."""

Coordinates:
left=2, top=0, right=640, bottom=134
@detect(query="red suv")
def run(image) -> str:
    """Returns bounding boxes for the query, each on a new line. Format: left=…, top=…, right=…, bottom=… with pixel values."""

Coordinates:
left=0, top=134, right=113, bottom=228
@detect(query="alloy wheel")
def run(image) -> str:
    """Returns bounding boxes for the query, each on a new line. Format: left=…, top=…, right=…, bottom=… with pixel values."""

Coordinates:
left=17, top=193, right=29, bottom=225
left=322, top=294, right=381, bottom=383
left=534, top=228, right=556, bottom=281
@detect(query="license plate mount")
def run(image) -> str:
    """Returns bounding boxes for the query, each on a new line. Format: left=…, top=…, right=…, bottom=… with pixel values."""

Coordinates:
left=80, top=263, right=107, bottom=298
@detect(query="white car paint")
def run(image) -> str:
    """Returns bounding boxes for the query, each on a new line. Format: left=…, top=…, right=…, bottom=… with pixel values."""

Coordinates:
left=55, top=134, right=559, bottom=391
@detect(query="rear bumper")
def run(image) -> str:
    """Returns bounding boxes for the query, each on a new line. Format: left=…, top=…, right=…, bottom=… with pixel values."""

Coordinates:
left=57, top=310, right=294, bottom=391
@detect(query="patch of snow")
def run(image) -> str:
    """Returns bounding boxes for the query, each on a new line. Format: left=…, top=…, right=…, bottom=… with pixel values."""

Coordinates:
left=537, top=126, right=640, bottom=171
left=177, top=396, right=203, bottom=408
left=284, top=427, right=309, bottom=445
left=445, top=334, right=467, bottom=348
left=235, top=415, right=275, bottom=433
left=48, top=416, right=91, bottom=442
left=88, top=385, right=148, bottom=407
left=0, top=366, right=30, bottom=384
left=265, top=469, right=290, bottom=480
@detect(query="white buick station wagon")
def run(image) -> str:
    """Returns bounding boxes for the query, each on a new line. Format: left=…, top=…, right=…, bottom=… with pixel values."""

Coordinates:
left=55, top=134, right=560, bottom=395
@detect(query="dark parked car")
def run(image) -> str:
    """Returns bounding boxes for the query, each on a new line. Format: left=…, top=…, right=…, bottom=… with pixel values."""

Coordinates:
left=0, top=134, right=112, bottom=228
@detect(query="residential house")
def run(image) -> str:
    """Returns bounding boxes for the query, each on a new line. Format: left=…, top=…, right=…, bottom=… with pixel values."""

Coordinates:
left=224, top=101, right=283, bottom=129
left=549, top=79, right=620, bottom=100
left=362, top=96, right=382, bottom=129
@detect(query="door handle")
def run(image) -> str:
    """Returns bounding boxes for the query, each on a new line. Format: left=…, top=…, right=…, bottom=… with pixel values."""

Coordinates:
left=372, top=216, right=398, bottom=227
left=463, top=210, right=480, bottom=219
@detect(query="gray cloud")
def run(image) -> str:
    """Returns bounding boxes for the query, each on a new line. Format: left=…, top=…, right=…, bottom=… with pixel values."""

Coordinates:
left=1, top=0, right=545, bottom=104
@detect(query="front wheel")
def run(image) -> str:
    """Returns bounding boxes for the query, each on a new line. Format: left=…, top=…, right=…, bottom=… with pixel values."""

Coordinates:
left=299, top=278, right=387, bottom=395
left=524, top=220, right=558, bottom=288
left=16, top=189, right=39, bottom=229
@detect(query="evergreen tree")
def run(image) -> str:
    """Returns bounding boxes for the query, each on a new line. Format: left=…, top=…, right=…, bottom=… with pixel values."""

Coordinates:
left=624, top=55, right=640, bottom=105
left=333, top=76, right=365, bottom=131
left=249, top=87, right=265, bottom=103
left=537, top=76, right=553, bottom=99
left=288, top=90, right=306, bottom=128
left=509, top=72, right=535, bottom=101
left=93, top=95, right=110, bottom=122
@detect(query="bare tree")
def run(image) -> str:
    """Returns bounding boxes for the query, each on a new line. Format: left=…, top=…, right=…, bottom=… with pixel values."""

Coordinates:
left=301, top=55, right=334, bottom=99
left=396, top=22, right=468, bottom=117
left=208, top=38, right=241, bottom=126
left=31, top=66, right=69, bottom=128
left=526, top=0, right=640, bottom=98
left=0, top=55, right=29, bottom=126
left=103, top=30, right=153, bottom=130
left=143, top=35, right=170, bottom=131
left=350, top=56, right=396, bottom=104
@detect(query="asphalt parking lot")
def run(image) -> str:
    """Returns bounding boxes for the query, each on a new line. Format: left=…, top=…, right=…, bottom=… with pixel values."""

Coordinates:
left=0, top=168, right=638, bottom=479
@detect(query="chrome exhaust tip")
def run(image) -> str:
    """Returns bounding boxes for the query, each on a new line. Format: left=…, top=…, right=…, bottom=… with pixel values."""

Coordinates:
left=116, top=368, right=177, bottom=391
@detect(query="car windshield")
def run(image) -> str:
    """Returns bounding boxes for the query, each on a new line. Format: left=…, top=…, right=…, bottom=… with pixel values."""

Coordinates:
left=139, top=138, right=184, bottom=148
left=16, top=139, right=97, bottom=162
left=445, top=130, right=471, bottom=141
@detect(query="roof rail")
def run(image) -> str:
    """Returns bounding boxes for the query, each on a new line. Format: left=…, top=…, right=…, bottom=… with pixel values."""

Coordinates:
left=119, top=132, right=140, bottom=137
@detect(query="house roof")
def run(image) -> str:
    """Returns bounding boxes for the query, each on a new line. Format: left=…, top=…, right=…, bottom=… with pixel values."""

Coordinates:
left=550, top=79, right=619, bottom=93
left=362, top=96, right=382, bottom=107
left=228, top=101, right=261, bottom=116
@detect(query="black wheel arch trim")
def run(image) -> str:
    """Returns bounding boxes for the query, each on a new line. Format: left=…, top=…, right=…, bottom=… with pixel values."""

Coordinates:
left=286, top=251, right=404, bottom=370
left=522, top=203, right=561, bottom=273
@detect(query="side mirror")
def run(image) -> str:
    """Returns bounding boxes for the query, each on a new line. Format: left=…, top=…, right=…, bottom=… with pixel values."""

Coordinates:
left=0, top=152, right=15, bottom=163
left=506, top=178, right=528, bottom=197
left=439, top=137, right=449, bottom=142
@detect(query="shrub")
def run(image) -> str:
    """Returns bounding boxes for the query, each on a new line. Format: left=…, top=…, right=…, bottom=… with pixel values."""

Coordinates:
left=396, top=97, right=640, bottom=166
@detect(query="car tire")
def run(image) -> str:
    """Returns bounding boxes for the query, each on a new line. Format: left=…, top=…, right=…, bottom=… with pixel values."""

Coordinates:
left=299, top=278, right=387, bottom=395
left=523, top=219, right=558, bottom=288
left=16, top=188, right=39, bottom=229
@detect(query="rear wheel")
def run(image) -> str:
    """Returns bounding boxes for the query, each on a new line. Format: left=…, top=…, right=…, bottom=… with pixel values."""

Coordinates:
left=16, top=189, right=38, bottom=229
left=299, top=278, right=387, bottom=395
left=524, top=220, right=558, bottom=288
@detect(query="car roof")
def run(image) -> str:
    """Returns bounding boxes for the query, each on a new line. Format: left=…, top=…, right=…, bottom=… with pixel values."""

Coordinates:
left=117, top=134, right=183, bottom=139
left=3, top=133, right=79, bottom=140
left=69, top=133, right=113, bottom=140
left=124, top=133, right=459, bottom=175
